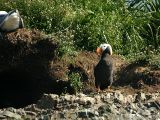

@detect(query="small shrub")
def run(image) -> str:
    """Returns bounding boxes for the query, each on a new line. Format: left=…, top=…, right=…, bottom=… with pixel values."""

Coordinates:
left=127, top=47, right=160, bottom=69
left=52, top=29, right=78, bottom=57
left=68, top=72, right=83, bottom=93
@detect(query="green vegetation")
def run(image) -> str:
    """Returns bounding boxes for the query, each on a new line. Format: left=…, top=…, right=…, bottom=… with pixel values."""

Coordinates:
left=0, top=0, right=159, bottom=66
left=68, top=72, right=83, bottom=93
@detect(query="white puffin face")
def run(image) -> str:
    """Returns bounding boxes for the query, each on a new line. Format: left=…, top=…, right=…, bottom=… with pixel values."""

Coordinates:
left=96, top=43, right=112, bottom=55
left=99, top=44, right=110, bottom=51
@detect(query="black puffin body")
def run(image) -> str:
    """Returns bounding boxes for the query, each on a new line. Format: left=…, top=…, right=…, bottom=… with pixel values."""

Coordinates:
left=94, top=44, right=113, bottom=90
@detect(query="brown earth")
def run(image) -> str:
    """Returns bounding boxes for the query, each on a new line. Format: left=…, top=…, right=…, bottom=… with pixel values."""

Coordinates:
left=53, top=51, right=160, bottom=94
left=0, top=28, right=159, bottom=108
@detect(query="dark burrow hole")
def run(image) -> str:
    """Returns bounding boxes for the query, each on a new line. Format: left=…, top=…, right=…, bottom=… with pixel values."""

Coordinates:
left=0, top=68, right=44, bottom=108
left=0, top=67, right=74, bottom=108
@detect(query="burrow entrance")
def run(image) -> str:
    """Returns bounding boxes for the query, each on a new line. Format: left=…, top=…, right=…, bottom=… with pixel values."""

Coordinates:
left=0, top=66, right=75, bottom=108
left=0, top=67, right=47, bottom=108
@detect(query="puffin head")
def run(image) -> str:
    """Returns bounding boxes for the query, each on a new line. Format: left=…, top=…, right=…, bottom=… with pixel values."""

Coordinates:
left=96, top=43, right=112, bottom=56
left=0, top=9, right=24, bottom=32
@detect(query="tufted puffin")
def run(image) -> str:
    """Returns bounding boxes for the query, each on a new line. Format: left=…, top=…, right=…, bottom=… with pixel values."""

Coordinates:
left=94, top=43, right=113, bottom=92
left=0, top=9, right=24, bottom=32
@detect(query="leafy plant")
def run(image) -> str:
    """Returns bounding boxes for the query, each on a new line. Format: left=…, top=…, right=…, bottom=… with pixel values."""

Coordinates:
left=68, top=72, right=83, bottom=93
left=0, top=0, right=159, bottom=60
left=53, top=29, right=78, bottom=57
left=128, top=0, right=160, bottom=49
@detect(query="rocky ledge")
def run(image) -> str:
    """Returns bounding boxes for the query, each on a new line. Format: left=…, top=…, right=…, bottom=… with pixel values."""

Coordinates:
left=0, top=91, right=159, bottom=120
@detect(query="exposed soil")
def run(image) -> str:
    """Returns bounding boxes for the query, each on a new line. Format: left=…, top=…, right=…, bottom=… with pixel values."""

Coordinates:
left=0, top=28, right=159, bottom=108
left=57, top=51, right=160, bottom=94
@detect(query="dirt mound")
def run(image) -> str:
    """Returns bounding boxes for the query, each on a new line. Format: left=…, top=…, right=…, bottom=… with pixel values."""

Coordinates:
left=116, top=61, right=160, bottom=87
left=51, top=51, right=159, bottom=94
left=0, top=28, right=58, bottom=108
left=0, top=28, right=57, bottom=69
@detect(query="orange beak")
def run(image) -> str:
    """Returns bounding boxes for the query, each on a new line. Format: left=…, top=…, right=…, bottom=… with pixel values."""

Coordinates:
left=96, top=47, right=103, bottom=55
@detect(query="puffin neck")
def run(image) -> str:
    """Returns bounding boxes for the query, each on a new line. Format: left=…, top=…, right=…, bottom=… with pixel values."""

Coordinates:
left=101, top=52, right=110, bottom=59
left=101, top=48, right=111, bottom=59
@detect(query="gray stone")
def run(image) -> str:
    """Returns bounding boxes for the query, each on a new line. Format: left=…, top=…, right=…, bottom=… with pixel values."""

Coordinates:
left=78, top=111, right=88, bottom=118
left=149, top=107, right=157, bottom=113
left=125, top=95, right=135, bottom=103
left=0, top=115, right=5, bottom=119
left=37, top=94, right=58, bottom=109
left=114, top=92, right=124, bottom=104
left=141, top=110, right=151, bottom=116
left=25, top=111, right=37, bottom=116
left=130, top=103, right=138, bottom=111
left=2, top=111, right=21, bottom=119
left=75, top=94, right=95, bottom=106
left=98, top=105, right=112, bottom=115
left=134, top=113, right=145, bottom=120
left=135, top=92, right=146, bottom=102
left=67, top=112, right=78, bottom=119
left=102, top=93, right=114, bottom=104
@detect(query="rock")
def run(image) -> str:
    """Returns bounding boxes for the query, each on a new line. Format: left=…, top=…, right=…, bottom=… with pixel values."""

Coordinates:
left=153, top=112, right=160, bottom=120
left=149, top=107, right=158, bottom=113
left=0, top=91, right=159, bottom=120
left=37, top=94, right=58, bottom=109
left=58, top=112, right=65, bottom=119
left=94, top=111, right=99, bottom=116
left=75, top=95, right=95, bottom=106
left=143, top=110, right=151, bottom=116
left=77, top=109, right=99, bottom=119
left=66, top=112, right=77, bottom=119
left=141, top=93, right=146, bottom=101
left=92, top=116, right=105, bottom=120
left=135, top=92, right=146, bottom=102
left=5, top=107, right=17, bottom=113
left=144, top=101, right=160, bottom=109
left=124, top=95, right=135, bottom=104
left=102, top=93, right=111, bottom=99
left=135, top=113, right=146, bottom=120
left=98, top=105, right=112, bottom=115
left=2, top=111, right=21, bottom=119
left=94, top=95, right=102, bottom=104
left=87, top=111, right=96, bottom=118
left=64, top=94, right=76, bottom=103
left=16, top=108, right=26, bottom=116
left=146, top=94, right=153, bottom=100
left=50, top=111, right=59, bottom=119
left=25, top=111, right=37, bottom=116
left=78, top=110, right=88, bottom=118
left=70, top=103, right=79, bottom=109
left=39, top=115, right=51, bottom=120
left=130, top=103, right=138, bottom=111
left=0, top=114, right=5, bottom=119
left=114, top=92, right=124, bottom=104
